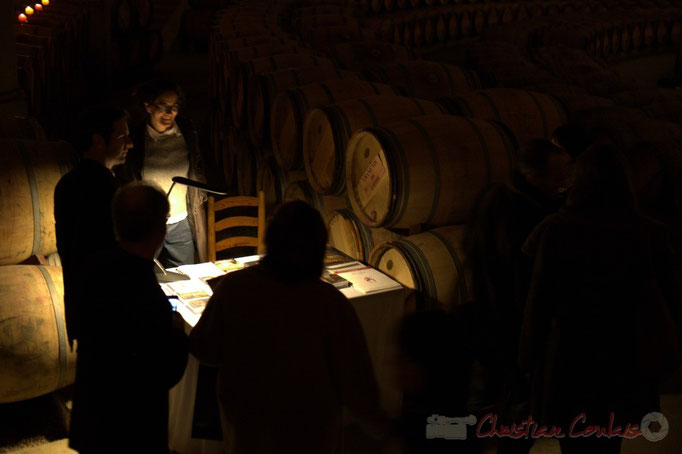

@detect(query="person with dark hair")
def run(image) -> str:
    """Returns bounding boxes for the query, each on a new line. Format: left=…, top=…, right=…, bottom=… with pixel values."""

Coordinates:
left=115, top=78, right=207, bottom=267
left=54, top=105, right=133, bottom=347
left=463, top=138, right=573, bottom=454
left=189, top=201, right=388, bottom=454
left=519, top=144, right=681, bottom=454
left=69, top=182, right=188, bottom=454
left=551, top=123, right=590, bottom=159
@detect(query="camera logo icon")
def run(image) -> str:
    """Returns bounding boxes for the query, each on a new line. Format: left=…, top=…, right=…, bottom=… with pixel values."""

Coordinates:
left=426, top=414, right=478, bottom=440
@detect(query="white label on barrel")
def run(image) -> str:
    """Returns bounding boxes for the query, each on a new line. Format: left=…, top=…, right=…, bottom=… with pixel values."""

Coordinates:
left=357, top=154, right=386, bottom=209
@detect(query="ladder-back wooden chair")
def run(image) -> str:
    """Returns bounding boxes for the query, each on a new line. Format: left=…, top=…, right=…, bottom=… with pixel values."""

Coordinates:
left=207, top=191, right=266, bottom=261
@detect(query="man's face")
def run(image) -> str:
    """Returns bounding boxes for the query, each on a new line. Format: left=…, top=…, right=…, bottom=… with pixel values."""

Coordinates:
left=105, top=118, right=133, bottom=168
left=145, top=91, right=179, bottom=133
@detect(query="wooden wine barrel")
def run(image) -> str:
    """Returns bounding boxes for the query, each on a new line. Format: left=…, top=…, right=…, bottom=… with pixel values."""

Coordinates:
left=270, top=80, right=396, bottom=170
left=221, top=130, right=235, bottom=186
left=215, top=23, right=282, bottom=40
left=436, top=13, right=448, bottom=41
left=222, top=35, right=296, bottom=50
left=0, top=116, right=46, bottom=141
left=326, top=42, right=412, bottom=71
left=363, top=61, right=481, bottom=101
left=292, top=5, right=352, bottom=18
left=303, top=94, right=447, bottom=196
left=113, top=0, right=135, bottom=39
left=237, top=148, right=257, bottom=196
left=224, top=41, right=308, bottom=70
left=293, top=14, right=356, bottom=33
left=256, top=154, right=307, bottom=211
left=131, top=0, right=152, bottom=29
left=326, top=209, right=400, bottom=262
left=0, top=140, right=76, bottom=265
left=437, top=88, right=567, bottom=145
left=231, top=54, right=335, bottom=129
left=282, top=180, right=348, bottom=218
left=302, top=23, right=364, bottom=47
left=369, top=225, right=471, bottom=310
left=217, top=16, right=279, bottom=33
left=246, top=66, right=362, bottom=149
left=561, top=90, right=620, bottom=113
left=228, top=45, right=315, bottom=127
left=0, top=265, right=77, bottom=403
left=345, top=115, right=517, bottom=229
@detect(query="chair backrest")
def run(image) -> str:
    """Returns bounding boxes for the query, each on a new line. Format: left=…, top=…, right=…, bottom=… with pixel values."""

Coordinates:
left=208, top=191, right=266, bottom=261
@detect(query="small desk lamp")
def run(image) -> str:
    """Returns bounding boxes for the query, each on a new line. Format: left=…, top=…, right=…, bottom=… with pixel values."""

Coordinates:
left=155, top=177, right=229, bottom=283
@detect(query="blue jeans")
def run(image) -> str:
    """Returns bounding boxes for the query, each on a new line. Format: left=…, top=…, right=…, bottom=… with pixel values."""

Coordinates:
left=157, top=217, right=195, bottom=268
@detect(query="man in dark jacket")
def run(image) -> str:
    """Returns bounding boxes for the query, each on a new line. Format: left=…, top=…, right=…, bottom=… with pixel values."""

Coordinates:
left=54, top=105, right=133, bottom=348
left=69, top=182, right=188, bottom=454
left=464, top=139, right=573, bottom=453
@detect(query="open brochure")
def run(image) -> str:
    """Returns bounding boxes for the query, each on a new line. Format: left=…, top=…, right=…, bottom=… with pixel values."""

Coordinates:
left=166, top=279, right=211, bottom=302
left=335, top=267, right=402, bottom=294
left=173, top=262, right=226, bottom=280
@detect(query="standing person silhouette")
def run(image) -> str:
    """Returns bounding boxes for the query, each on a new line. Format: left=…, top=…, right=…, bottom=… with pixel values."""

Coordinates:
left=519, top=144, right=681, bottom=453
left=189, top=201, right=389, bottom=454
left=69, top=182, right=188, bottom=453
left=115, top=78, right=207, bottom=267
left=55, top=105, right=133, bottom=348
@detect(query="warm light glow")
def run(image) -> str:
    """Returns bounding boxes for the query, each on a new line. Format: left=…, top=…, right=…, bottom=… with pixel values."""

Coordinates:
left=42, top=0, right=49, bottom=4
left=25, top=6, right=34, bottom=14
left=18, top=13, right=28, bottom=22
left=34, top=3, right=42, bottom=10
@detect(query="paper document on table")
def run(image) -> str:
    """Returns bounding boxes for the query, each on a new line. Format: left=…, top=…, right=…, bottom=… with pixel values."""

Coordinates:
left=213, top=259, right=245, bottom=273
left=336, top=267, right=402, bottom=294
left=326, top=260, right=364, bottom=271
left=174, top=262, right=226, bottom=280
left=160, top=284, right=176, bottom=296
left=167, top=279, right=212, bottom=301
left=184, top=297, right=209, bottom=314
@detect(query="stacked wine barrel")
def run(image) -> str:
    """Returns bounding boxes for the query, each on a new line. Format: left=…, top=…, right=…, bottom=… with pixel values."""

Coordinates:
left=371, top=0, right=589, bottom=48
left=112, top=0, right=189, bottom=74
left=0, top=137, right=78, bottom=403
left=205, top=0, right=682, bottom=314
left=14, top=0, right=94, bottom=134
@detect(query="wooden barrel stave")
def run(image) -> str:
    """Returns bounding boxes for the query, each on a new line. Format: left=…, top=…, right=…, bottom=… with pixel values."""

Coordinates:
left=326, top=208, right=401, bottom=262
left=303, top=94, right=447, bottom=196
left=247, top=67, right=362, bottom=150
left=0, top=265, right=77, bottom=403
left=270, top=80, right=396, bottom=170
left=0, top=140, right=76, bottom=265
left=230, top=48, right=318, bottom=128
left=363, top=61, right=482, bottom=100
left=0, top=116, right=46, bottom=141
left=282, top=180, right=348, bottom=219
left=437, top=88, right=568, bottom=145
left=369, top=225, right=471, bottom=311
left=345, top=114, right=517, bottom=229
left=256, top=154, right=307, bottom=212
left=233, top=55, right=336, bottom=117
